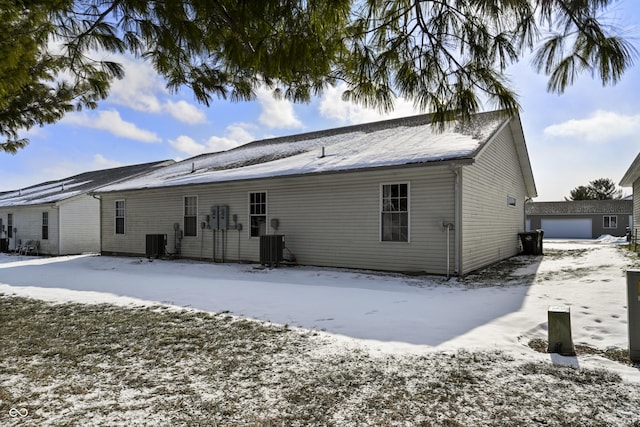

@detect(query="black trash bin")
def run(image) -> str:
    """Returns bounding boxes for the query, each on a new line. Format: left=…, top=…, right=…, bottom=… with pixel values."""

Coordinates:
left=0, top=238, right=7, bottom=253
left=519, top=230, right=543, bottom=255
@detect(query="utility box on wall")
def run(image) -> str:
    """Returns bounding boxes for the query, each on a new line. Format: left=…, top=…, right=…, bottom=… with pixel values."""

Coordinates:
left=210, top=206, right=219, bottom=230
left=219, top=205, right=228, bottom=229
left=627, top=270, right=640, bottom=362
left=210, top=205, right=229, bottom=230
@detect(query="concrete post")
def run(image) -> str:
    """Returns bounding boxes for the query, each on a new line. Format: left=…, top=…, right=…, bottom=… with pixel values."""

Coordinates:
left=626, top=270, right=640, bottom=362
left=547, top=306, right=575, bottom=356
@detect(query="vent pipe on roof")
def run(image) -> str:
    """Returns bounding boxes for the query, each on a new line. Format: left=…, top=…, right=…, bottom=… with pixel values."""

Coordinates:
left=61, top=182, right=65, bottom=192
left=191, top=162, right=195, bottom=173
left=320, top=147, right=325, bottom=158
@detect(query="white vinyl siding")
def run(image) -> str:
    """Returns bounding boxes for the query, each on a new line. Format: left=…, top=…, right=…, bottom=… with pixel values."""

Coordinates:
left=99, top=166, right=455, bottom=273
left=460, top=127, right=528, bottom=275
left=2, top=207, right=56, bottom=253
left=58, top=195, right=101, bottom=255
left=0, top=195, right=101, bottom=255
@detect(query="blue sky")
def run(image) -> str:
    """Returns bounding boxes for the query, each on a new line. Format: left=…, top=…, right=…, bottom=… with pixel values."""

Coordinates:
left=1, top=1, right=639, bottom=201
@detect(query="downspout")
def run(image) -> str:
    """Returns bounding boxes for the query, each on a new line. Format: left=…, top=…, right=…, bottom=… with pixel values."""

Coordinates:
left=445, top=223, right=454, bottom=279
left=91, top=193, right=102, bottom=255
left=451, top=165, right=462, bottom=276
left=51, top=203, right=60, bottom=256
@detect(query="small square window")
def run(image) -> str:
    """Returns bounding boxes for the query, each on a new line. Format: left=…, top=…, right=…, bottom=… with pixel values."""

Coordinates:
left=507, top=196, right=517, bottom=207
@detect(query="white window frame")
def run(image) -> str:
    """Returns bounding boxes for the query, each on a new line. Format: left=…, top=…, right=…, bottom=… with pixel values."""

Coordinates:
left=248, top=191, right=267, bottom=238
left=184, top=195, right=198, bottom=237
left=380, top=182, right=410, bottom=242
left=115, top=200, right=125, bottom=235
left=7, top=213, right=13, bottom=238
left=603, top=215, right=617, bottom=229
left=42, top=211, right=49, bottom=240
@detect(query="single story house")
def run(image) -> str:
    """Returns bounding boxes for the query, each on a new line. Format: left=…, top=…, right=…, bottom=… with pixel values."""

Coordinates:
left=621, top=151, right=640, bottom=239
left=0, top=160, right=173, bottom=255
left=525, top=199, right=633, bottom=239
left=95, top=110, right=537, bottom=276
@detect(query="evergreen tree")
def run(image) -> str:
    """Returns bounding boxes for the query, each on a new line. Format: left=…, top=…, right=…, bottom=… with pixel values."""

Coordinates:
left=589, top=177, right=623, bottom=200
left=566, top=185, right=594, bottom=201
left=1, top=0, right=637, bottom=153
left=567, top=178, right=623, bottom=200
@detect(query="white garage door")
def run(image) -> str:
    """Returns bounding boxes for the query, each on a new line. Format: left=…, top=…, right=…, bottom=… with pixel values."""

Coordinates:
left=541, top=218, right=592, bottom=239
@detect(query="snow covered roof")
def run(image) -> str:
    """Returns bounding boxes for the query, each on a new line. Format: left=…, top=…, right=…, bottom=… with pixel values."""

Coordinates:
left=98, top=110, right=531, bottom=193
left=0, top=160, right=174, bottom=207
left=525, top=199, right=633, bottom=215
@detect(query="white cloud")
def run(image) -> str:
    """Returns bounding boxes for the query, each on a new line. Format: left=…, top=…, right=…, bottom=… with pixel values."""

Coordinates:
left=92, top=154, right=125, bottom=169
left=224, top=124, right=255, bottom=144
left=206, top=123, right=256, bottom=153
left=256, top=88, right=303, bottom=129
left=109, top=57, right=166, bottom=113
left=107, top=55, right=207, bottom=125
left=170, top=123, right=256, bottom=156
left=164, top=100, right=207, bottom=124
left=63, top=110, right=161, bottom=143
left=168, top=135, right=206, bottom=156
left=543, top=110, right=640, bottom=143
left=318, top=84, right=420, bottom=125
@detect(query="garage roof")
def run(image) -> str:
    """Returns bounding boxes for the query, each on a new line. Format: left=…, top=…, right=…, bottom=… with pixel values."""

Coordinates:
left=526, top=200, right=633, bottom=215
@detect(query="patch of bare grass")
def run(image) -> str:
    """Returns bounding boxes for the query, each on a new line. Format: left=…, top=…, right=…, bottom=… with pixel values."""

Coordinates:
left=2, top=295, right=640, bottom=426
left=458, top=255, right=539, bottom=287
left=528, top=338, right=639, bottom=367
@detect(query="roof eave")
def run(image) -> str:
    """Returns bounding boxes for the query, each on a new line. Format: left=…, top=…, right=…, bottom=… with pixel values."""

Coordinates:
left=472, top=113, right=537, bottom=198
left=620, top=152, right=640, bottom=187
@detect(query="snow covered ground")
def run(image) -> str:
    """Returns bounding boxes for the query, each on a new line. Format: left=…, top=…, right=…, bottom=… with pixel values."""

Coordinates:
left=1, top=236, right=639, bottom=382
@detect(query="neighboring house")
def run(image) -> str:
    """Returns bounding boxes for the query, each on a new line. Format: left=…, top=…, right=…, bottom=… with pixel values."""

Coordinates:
left=0, top=161, right=173, bottom=255
left=95, top=110, right=537, bottom=276
left=621, top=151, right=640, bottom=237
left=525, top=200, right=633, bottom=239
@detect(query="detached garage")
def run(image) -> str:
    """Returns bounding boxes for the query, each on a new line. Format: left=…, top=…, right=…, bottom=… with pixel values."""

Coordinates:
left=526, top=200, right=632, bottom=239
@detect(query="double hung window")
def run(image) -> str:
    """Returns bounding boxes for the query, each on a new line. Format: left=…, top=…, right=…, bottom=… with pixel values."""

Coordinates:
left=115, top=201, right=125, bottom=235
left=42, top=212, right=49, bottom=240
left=184, top=196, right=198, bottom=237
left=249, top=192, right=267, bottom=237
left=381, top=183, right=409, bottom=242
